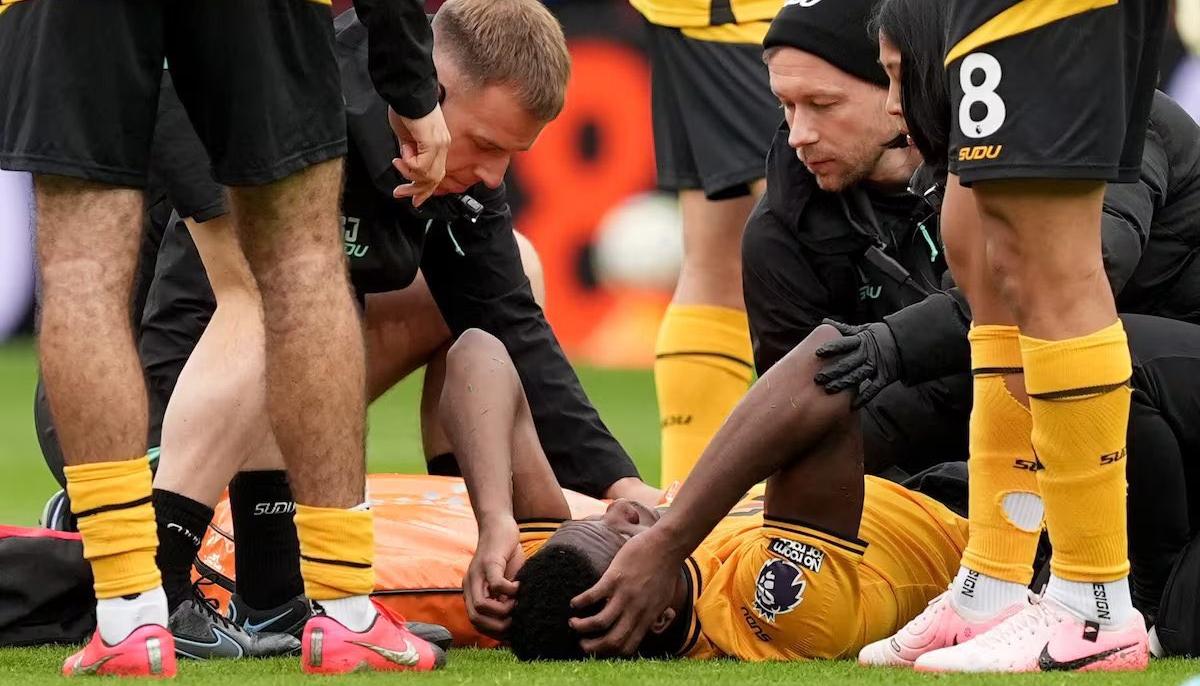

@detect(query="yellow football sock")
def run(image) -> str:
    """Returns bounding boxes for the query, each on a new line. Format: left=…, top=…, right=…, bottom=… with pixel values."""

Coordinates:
left=294, top=504, right=376, bottom=600
left=64, top=456, right=161, bottom=599
left=961, top=326, right=1042, bottom=585
left=1021, top=321, right=1132, bottom=582
left=655, top=304, right=754, bottom=485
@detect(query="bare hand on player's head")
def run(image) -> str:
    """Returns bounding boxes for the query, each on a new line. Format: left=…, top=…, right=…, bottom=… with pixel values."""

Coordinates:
left=389, top=104, right=451, bottom=208
left=568, top=530, right=678, bottom=656
left=464, top=517, right=524, bottom=639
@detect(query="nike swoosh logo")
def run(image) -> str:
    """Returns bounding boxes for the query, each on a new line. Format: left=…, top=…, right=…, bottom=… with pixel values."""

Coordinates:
left=349, top=638, right=420, bottom=666
left=71, top=654, right=116, bottom=675
left=242, top=609, right=293, bottom=634
left=1038, top=642, right=1137, bottom=671
left=175, top=628, right=245, bottom=659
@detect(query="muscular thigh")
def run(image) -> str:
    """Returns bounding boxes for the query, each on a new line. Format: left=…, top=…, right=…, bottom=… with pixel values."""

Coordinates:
left=35, top=178, right=144, bottom=296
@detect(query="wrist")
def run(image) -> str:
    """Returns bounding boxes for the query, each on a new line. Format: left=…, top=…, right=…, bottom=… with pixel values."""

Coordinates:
left=647, top=516, right=696, bottom=561
left=477, top=511, right=516, bottom=533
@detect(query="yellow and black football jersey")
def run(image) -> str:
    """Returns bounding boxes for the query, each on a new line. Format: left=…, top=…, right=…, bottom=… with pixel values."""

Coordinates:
left=519, top=477, right=967, bottom=661
left=631, top=0, right=782, bottom=42
left=679, top=476, right=967, bottom=660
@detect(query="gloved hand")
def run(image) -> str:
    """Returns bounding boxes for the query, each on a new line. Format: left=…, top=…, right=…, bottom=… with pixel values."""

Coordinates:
left=813, top=319, right=902, bottom=408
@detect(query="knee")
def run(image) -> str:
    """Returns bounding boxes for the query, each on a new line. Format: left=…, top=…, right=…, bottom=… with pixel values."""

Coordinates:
left=514, top=231, right=545, bottom=307
left=445, top=328, right=507, bottom=375
left=984, top=230, right=1025, bottom=296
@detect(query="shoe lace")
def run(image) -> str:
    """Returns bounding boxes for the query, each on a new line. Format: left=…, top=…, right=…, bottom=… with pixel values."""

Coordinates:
left=191, top=573, right=242, bottom=632
left=971, top=594, right=1057, bottom=648
left=372, top=599, right=410, bottom=630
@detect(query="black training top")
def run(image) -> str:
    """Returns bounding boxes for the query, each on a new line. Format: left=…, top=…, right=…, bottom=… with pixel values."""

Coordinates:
left=349, top=0, right=439, bottom=120
left=742, top=121, right=945, bottom=374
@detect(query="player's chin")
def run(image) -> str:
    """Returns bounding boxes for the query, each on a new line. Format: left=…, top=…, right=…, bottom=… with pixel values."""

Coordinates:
left=812, top=170, right=850, bottom=193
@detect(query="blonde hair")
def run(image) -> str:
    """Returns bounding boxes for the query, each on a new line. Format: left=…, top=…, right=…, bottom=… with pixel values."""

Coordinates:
left=433, top=0, right=571, bottom=122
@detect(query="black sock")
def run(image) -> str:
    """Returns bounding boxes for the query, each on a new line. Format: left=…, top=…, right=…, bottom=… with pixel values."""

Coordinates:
left=153, top=488, right=214, bottom=612
left=427, top=452, right=461, bottom=477
left=229, top=470, right=303, bottom=610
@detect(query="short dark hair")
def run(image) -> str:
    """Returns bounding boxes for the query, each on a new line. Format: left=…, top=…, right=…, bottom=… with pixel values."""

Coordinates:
left=432, top=0, right=571, bottom=122
left=871, top=0, right=950, bottom=171
left=509, top=545, right=601, bottom=661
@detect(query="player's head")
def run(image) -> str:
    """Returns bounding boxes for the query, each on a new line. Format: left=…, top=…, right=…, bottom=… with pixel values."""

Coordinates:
left=508, top=499, right=687, bottom=661
left=762, top=0, right=908, bottom=192
left=873, top=0, right=950, bottom=171
left=430, top=0, right=570, bottom=193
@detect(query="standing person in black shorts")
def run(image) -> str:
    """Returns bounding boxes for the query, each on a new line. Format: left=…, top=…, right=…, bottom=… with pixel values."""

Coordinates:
left=635, top=0, right=782, bottom=486
left=863, top=0, right=1169, bottom=672
left=0, top=0, right=454, bottom=676
left=35, top=0, right=643, bottom=667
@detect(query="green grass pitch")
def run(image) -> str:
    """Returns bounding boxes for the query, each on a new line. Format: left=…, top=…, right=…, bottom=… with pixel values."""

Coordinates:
left=1, top=340, right=1198, bottom=684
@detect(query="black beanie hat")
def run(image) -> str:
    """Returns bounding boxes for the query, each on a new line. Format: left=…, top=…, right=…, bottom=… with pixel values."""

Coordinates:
left=763, top=0, right=889, bottom=88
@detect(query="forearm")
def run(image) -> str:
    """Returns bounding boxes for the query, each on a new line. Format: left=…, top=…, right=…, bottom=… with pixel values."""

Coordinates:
left=350, top=0, right=438, bottom=119
left=654, top=326, right=851, bottom=556
left=439, top=336, right=519, bottom=527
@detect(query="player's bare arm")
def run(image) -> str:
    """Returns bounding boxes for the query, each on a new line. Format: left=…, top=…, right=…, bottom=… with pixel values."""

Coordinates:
left=441, top=329, right=571, bottom=637
left=571, top=324, right=859, bottom=655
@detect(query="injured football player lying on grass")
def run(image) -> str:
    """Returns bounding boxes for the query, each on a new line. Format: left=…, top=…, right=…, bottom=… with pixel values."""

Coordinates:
left=445, top=325, right=971, bottom=661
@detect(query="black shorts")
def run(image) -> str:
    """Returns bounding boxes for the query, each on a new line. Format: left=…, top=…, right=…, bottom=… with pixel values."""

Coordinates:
left=0, top=0, right=346, bottom=187
left=148, top=72, right=228, bottom=222
left=945, top=0, right=1167, bottom=184
left=646, top=23, right=779, bottom=199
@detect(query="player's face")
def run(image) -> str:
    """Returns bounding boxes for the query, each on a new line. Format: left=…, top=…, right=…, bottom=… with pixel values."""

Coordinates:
left=767, top=47, right=903, bottom=192
left=545, top=499, right=661, bottom=570
left=436, top=58, right=546, bottom=195
left=878, top=33, right=907, bottom=136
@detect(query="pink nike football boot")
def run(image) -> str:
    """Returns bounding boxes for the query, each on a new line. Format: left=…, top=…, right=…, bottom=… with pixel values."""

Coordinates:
left=302, top=601, right=446, bottom=675
left=913, top=595, right=1147, bottom=673
left=859, top=590, right=1024, bottom=667
left=62, top=625, right=176, bottom=678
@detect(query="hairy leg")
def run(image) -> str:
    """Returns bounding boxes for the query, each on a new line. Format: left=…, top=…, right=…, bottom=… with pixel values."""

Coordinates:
left=36, top=176, right=146, bottom=464
left=233, top=159, right=365, bottom=508
left=38, top=176, right=167, bottom=637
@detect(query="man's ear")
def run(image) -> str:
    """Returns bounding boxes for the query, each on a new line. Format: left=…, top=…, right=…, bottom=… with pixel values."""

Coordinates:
left=648, top=607, right=677, bottom=635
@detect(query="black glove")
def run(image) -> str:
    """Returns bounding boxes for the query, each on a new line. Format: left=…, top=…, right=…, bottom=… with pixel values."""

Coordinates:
left=813, top=319, right=902, bottom=408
